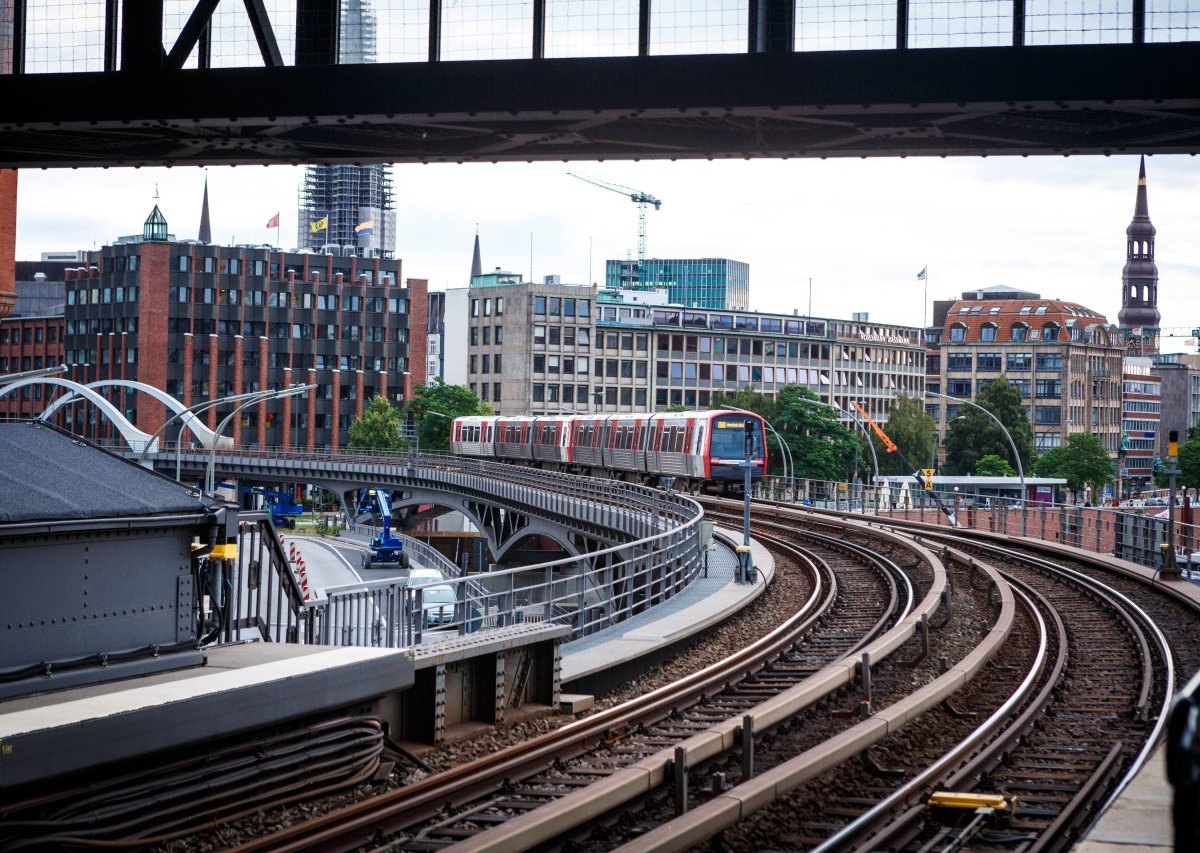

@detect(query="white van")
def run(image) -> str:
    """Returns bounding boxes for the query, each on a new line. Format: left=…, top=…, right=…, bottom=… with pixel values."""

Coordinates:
left=407, top=568, right=457, bottom=628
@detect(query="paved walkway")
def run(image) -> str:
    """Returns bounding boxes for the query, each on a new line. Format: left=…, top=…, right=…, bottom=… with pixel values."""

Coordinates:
left=561, top=527, right=774, bottom=685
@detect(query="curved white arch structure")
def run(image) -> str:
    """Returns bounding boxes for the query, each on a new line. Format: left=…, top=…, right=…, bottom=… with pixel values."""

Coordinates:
left=39, top=380, right=230, bottom=450
left=0, top=377, right=157, bottom=452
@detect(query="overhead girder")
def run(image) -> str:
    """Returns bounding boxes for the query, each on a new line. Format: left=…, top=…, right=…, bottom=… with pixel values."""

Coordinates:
left=0, top=42, right=1197, bottom=167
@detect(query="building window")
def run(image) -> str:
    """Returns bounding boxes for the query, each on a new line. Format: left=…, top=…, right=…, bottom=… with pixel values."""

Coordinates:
left=977, top=353, right=1001, bottom=371
left=534, top=325, right=546, bottom=345
left=484, top=298, right=492, bottom=316
left=946, top=353, right=972, bottom=371
left=1036, top=406, right=1062, bottom=425
left=534, top=296, right=546, bottom=315
left=472, top=298, right=480, bottom=317
left=949, top=323, right=966, bottom=342
left=1011, top=323, right=1029, bottom=342
left=1006, top=353, right=1031, bottom=372
left=980, top=323, right=998, bottom=341
left=947, top=379, right=972, bottom=397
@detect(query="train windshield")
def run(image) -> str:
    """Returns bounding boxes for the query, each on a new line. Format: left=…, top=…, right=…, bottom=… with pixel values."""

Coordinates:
left=710, top=416, right=764, bottom=458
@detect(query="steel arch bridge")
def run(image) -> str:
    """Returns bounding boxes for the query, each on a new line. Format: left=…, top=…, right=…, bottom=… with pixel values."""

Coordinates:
left=0, top=2, right=1197, bottom=168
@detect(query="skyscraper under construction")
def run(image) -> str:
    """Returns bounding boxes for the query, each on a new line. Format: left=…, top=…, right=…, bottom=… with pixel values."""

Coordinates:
left=296, top=0, right=396, bottom=257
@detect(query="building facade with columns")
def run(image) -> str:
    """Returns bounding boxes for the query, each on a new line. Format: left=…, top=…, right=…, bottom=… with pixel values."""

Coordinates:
left=59, top=207, right=425, bottom=450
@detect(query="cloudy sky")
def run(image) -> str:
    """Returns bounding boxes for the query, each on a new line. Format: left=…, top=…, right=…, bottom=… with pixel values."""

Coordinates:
left=14, top=153, right=1200, bottom=346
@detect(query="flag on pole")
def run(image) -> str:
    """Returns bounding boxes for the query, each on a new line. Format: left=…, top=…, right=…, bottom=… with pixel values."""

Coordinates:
left=354, top=219, right=375, bottom=236
left=266, top=212, right=280, bottom=229
left=310, top=216, right=328, bottom=234
left=916, top=265, right=927, bottom=281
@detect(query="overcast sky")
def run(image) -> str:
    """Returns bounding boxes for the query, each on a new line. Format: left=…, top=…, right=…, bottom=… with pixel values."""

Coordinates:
left=14, top=153, right=1200, bottom=347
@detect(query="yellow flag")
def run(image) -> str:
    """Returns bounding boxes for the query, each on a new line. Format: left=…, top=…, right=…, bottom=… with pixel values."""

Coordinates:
left=310, top=216, right=328, bottom=233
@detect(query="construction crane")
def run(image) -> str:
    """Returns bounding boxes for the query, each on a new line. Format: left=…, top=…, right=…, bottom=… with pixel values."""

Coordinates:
left=568, top=172, right=662, bottom=267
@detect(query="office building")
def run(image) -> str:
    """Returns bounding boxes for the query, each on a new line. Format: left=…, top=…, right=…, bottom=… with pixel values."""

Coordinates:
left=0, top=265, right=67, bottom=420
left=59, top=205, right=424, bottom=450
left=926, top=287, right=1124, bottom=455
left=606, top=257, right=749, bottom=310
left=1121, top=357, right=1161, bottom=494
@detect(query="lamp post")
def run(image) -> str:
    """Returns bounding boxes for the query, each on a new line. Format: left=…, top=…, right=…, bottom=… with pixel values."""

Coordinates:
left=134, top=389, right=272, bottom=477
left=407, top=408, right=450, bottom=464
left=206, top=385, right=314, bottom=496
left=0, top=364, right=67, bottom=385
left=841, top=403, right=881, bottom=515
left=928, top=390, right=1026, bottom=537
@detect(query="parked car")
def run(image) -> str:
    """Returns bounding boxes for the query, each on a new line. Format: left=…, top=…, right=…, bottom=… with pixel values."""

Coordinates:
left=408, top=568, right=458, bottom=628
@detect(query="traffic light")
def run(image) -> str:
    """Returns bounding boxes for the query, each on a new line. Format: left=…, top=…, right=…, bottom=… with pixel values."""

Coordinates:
left=1169, top=430, right=1179, bottom=459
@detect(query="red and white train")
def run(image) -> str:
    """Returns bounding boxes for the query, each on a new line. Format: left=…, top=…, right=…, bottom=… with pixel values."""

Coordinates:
left=450, top=409, right=767, bottom=493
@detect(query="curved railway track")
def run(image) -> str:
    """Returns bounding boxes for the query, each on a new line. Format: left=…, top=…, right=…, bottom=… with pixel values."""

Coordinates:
left=223, top=526, right=940, bottom=852
left=13, top=499, right=1195, bottom=853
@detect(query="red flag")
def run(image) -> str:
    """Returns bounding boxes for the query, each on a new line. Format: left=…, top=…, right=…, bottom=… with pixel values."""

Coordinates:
left=266, top=212, right=280, bottom=228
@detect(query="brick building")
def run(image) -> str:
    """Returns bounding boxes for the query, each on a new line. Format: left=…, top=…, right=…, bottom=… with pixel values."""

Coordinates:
left=0, top=260, right=71, bottom=420
left=926, top=286, right=1124, bottom=455
left=59, top=206, right=425, bottom=450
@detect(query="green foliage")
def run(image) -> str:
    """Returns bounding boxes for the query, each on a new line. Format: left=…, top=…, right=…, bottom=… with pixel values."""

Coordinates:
left=1179, top=434, right=1200, bottom=491
left=664, top=403, right=690, bottom=413
left=975, top=454, right=1015, bottom=477
left=942, top=378, right=1033, bottom=476
left=1032, top=432, right=1114, bottom=496
left=871, top=394, right=936, bottom=477
left=402, top=379, right=491, bottom=452
left=347, top=395, right=402, bottom=451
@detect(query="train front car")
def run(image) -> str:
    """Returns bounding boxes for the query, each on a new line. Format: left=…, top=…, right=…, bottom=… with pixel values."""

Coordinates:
left=706, top=411, right=767, bottom=493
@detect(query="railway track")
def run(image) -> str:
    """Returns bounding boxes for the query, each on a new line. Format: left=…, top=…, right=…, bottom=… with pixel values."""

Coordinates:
left=225, top=524, right=944, bottom=852
left=15, top=500, right=1193, bottom=853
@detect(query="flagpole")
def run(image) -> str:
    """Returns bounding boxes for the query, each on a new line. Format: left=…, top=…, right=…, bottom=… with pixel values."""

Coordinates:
left=923, top=267, right=928, bottom=330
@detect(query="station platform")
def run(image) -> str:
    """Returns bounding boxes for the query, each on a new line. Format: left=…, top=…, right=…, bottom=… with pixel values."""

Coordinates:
left=560, top=527, right=774, bottom=696
left=0, top=643, right=414, bottom=790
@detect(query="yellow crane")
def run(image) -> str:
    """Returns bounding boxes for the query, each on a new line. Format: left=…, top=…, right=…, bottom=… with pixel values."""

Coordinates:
left=568, top=172, right=662, bottom=266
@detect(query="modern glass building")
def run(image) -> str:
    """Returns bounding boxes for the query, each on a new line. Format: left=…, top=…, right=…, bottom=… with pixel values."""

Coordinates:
left=605, top=258, right=749, bottom=310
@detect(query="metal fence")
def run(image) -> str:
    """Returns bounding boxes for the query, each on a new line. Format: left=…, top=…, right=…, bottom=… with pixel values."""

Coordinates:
left=753, top=474, right=1200, bottom=573
left=205, top=454, right=704, bottom=650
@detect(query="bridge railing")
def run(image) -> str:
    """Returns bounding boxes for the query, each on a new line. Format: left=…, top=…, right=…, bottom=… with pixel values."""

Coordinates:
left=187, top=447, right=703, bottom=649
left=222, top=511, right=316, bottom=644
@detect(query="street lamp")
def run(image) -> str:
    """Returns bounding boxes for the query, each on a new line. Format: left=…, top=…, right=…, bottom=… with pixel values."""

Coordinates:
left=843, top=405, right=881, bottom=515
left=929, top=390, right=1026, bottom=537
left=206, top=384, right=315, bottom=496
left=134, top=389, right=272, bottom=477
left=0, top=364, right=68, bottom=385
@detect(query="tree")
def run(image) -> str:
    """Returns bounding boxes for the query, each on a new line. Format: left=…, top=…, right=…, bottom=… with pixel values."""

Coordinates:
left=870, top=394, right=936, bottom=477
left=942, top=378, right=1033, bottom=476
left=1178, top=429, right=1200, bottom=494
left=347, top=395, right=402, bottom=451
left=772, top=385, right=858, bottom=482
left=975, top=454, right=1015, bottom=477
left=402, top=379, right=491, bottom=452
left=1032, top=432, right=1114, bottom=500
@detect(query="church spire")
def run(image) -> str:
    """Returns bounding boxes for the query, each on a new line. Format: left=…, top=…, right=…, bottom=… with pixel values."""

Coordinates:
left=1118, top=156, right=1160, bottom=354
left=470, top=225, right=482, bottom=281
left=198, top=174, right=212, bottom=243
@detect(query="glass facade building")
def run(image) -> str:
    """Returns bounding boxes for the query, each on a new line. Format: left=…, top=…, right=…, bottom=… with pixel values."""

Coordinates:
left=605, top=258, right=749, bottom=310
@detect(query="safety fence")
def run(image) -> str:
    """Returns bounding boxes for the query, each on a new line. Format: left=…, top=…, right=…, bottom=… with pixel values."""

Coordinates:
left=201, top=454, right=704, bottom=650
